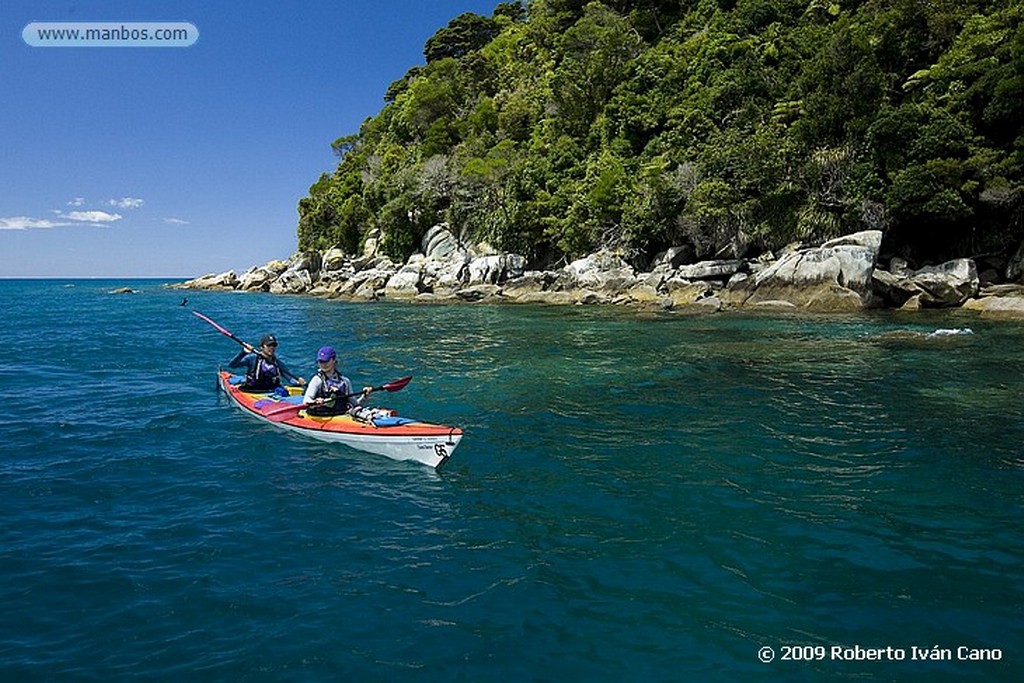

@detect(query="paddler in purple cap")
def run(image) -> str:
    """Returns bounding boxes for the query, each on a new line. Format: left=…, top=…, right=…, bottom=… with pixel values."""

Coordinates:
left=303, top=345, right=373, bottom=416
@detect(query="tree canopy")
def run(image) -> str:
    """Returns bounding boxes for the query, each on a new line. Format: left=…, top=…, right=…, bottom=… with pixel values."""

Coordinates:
left=297, top=0, right=1024, bottom=269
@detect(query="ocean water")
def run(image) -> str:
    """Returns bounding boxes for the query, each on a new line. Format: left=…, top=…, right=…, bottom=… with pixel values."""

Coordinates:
left=1, top=278, right=1022, bottom=681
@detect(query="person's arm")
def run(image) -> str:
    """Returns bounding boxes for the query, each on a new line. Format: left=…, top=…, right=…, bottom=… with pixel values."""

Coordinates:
left=227, top=350, right=253, bottom=370
left=345, top=379, right=374, bottom=408
left=303, top=375, right=323, bottom=404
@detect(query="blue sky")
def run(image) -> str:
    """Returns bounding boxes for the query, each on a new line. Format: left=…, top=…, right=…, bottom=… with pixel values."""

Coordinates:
left=1, top=0, right=503, bottom=278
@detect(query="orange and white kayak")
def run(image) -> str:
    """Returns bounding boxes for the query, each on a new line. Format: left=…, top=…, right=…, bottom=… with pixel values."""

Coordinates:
left=218, top=371, right=462, bottom=468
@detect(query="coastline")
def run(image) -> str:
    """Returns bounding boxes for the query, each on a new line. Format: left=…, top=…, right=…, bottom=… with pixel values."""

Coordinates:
left=173, top=226, right=1024, bottom=320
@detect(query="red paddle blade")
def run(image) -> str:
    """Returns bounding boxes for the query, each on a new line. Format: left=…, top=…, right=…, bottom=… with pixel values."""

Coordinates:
left=380, top=376, right=412, bottom=393
left=261, top=402, right=307, bottom=422
left=192, top=310, right=233, bottom=338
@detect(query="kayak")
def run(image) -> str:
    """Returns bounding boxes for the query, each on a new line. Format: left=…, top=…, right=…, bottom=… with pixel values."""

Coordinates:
left=217, top=371, right=462, bottom=468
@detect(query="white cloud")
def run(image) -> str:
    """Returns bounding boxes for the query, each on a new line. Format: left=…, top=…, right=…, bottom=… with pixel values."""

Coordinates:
left=0, top=216, right=71, bottom=230
left=64, top=210, right=122, bottom=223
left=163, top=217, right=190, bottom=225
left=1, top=210, right=122, bottom=229
left=109, top=197, right=144, bottom=209
left=3, top=197, right=137, bottom=231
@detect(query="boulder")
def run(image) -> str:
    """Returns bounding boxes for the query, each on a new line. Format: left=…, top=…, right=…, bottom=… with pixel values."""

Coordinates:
left=321, top=248, right=348, bottom=272
left=467, top=254, right=527, bottom=285
left=422, top=223, right=464, bottom=260
left=238, top=266, right=277, bottom=291
left=620, top=282, right=663, bottom=305
left=693, top=295, right=723, bottom=312
left=872, top=268, right=922, bottom=306
left=962, top=295, right=1024, bottom=317
left=422, top=252, right=469, bottom=296
left=889, top=257, right=912, bottom=277
left=352, top=254, right=396, bottom=273
left=640, top=267, right=672, bottom=291
left=651, top=245, right=694, bottom=269
left=873, top=258, right=979, bottom=308
left=501, top=273, right=546, bottom=299
left=385, top=265, right=423, bottom=299
left=467, top=255, right=503, bottom=285
left=287, top=251, right=322, bottom=275
left=455, top=284, right=501, bottom=302
left=564, top=251, right=637, bottom=292
left=909, top=259, right=979, bottom=306
left=577, top=290, right=610, bottom=305
left=269, top=268, right=312, bottom=294
left=511, top=290, right=578, bottom=305
left=362, top=228, right=382, bottom=258
left=740, top=230, right=882, bottom=310
left=353, top=278, right=385, bottom=300
left=751, top=299, right=798, bottom=310
left=182, top=271, right=238, bottom=290
left=664, top=279, right=712, bottom=306
left=675, top=260, right=743, bottom=281
left=342, top=267, right=395, bottom=300
left=318, top=262, right=355, bottom=285
left=979, top=283, right=1024, bottom=297
left=1006, top=240, right=1024, bottom=282
left=899, top=293, right=923, bottom=310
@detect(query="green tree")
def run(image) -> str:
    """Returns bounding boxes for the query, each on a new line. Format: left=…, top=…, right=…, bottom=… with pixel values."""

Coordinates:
left=551, top=2, right=643, bottom=139
left=424, top=12, right=500, bottom=62
left=294, top=0, right=1024, bottom=269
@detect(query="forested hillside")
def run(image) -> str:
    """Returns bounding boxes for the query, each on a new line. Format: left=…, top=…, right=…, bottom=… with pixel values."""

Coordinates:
left=297, top=0, right=1023, bottom=270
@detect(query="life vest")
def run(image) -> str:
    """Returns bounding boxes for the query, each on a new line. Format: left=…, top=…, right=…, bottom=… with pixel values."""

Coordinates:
left=306, top=371, right=352, bottom=416
left=316, top=370, right=348, bottom=397
left=243, top=355, right=281, bottom=391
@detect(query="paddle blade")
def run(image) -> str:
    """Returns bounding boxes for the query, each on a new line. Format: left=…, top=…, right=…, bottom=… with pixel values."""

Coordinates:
left=192, top=310, right=231, bottom=337
left=261, top=401, right=308, bottom=422
left=379, top=376, right=412, bottom=393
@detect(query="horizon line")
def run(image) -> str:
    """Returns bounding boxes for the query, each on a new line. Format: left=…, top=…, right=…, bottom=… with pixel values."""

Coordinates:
left=0, top=275, right=192, bottom=280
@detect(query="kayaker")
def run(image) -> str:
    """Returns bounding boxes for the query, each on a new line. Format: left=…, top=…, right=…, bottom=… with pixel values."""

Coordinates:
left=303, top=345, right=373, bottom=416
left=228, top=333, right=305, bottom=393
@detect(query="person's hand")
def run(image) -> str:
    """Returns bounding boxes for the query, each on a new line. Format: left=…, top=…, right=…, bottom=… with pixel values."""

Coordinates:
left=296, top=377, right=307, bottom=386
left=362, top=386, right=373, bottom=396
left=242, top=343, right=255, bottom=354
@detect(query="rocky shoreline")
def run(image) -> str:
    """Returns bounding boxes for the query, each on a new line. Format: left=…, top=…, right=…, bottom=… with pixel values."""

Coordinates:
left=175, top=225, right=1024, bottom=319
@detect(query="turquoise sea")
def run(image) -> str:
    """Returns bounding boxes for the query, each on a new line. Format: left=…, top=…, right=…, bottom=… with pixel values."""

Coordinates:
left=1, top=278, right=1022, bottom=681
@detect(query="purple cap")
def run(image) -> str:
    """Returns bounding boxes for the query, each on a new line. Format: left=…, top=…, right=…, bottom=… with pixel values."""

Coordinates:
left=317, top=345, right=336, bottom=362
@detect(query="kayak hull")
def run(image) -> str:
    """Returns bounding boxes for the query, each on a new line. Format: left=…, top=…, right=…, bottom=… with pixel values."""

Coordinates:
left=218, top=371, right=462, bottom=468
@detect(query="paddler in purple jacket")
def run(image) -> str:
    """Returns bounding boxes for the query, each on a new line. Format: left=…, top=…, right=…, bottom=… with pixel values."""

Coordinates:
left=229, top=333, right=305, bottom=393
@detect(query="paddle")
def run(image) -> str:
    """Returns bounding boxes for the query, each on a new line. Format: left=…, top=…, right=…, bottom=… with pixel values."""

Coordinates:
left=192, top=310, right=257, bottom=353
left=260, top=376, right=413, bottom=422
